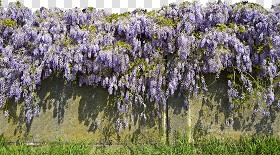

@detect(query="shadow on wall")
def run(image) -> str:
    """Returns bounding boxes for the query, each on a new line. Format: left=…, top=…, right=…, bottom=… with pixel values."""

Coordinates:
left=167, top=70, right=280, bottom=141
left=3, top=70, right=280, bottom=142
left=3, top=75, right=164, bottom=143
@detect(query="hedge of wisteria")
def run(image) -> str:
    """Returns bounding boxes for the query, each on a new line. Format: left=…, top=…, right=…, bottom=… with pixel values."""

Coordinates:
left=1, top=1, right=280, bottom=129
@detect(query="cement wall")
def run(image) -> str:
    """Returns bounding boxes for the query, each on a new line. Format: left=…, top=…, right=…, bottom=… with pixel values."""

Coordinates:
left=1, top=71, right=280, bottom=144
left=0, top=76, right=165, bottom=144
left=168, top=71, right=280, bottom=142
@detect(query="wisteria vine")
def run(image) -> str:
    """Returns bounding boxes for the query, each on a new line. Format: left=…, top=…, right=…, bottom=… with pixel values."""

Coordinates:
left=1, top=1, right=280, bottom=130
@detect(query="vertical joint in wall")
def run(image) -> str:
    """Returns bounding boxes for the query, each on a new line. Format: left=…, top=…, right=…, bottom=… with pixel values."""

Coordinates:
left=165, top=99, right=169, bottom=145
left=187, top=104, right=193, bottom=143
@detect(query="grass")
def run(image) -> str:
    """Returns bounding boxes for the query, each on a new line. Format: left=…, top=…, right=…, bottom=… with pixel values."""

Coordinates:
left=1, top=134, right=280, bottom=155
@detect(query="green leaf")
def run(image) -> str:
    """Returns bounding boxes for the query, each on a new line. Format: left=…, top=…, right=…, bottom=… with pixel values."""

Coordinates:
left=1, top=18, right=17, bottom=27
left=237, top=26, right=247, bottom=33
left=257, top=46, right=264, bottom=53
left=16, top=1, right=21, bottom=7
left=229, top=23, right=235, bottom=29
left=227, top=74, right=234, bottom=79
left=116, top=41, right=131, bottom=50
left=88, top=7, right=94, bottom=12
left=216, top=24, right=228, bottom=31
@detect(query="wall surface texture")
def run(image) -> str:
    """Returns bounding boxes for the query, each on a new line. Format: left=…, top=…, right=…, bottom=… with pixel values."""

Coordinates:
left=1, top=72, right=280, bottom=144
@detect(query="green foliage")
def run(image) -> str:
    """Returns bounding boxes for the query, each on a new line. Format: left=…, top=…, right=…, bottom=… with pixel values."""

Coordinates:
left=116, top=41, right=131, bottom=51
left=179, top=1, right=191, bottom=8
left=257, top=45, right=264, bottom=53
left=237, top=25, right=247, bottom=33
left=0, top=18, right=18, bottom=27
left=86, top=7, right=94, bottom=13
left=101, top=45, right=114, bottom=51
left=0, top=134, right=280, bottom=155
left=15, top=1, right=21, bottom=7
left=191, top=31, right=201, bottom=38
left=88, top=25, right=97, bottom=32
left=100, top=41, right=131, bottom=54
left=155, top=15, right=180, bottom=28
left=216, top=23, right=228, bottom=32
left=146, top=10, right=157, bottom=17
left=234, top=2, right=269, bottom=14
left=105, top=12, right=131, bottom=23
left=216, top=45, right=232, bottom=58
left=229, top=22, right=235, bottom=29
left=88, top=7, right=93, bottom=12
left=105, top=13, right=119, bottom=23
left=198, top=136, right=280, bottom=155
left=215, top=23, right=247, bottom=34
left=146, top=9, right=180, bottom=28
left=62, top=38, right=77, bottom=47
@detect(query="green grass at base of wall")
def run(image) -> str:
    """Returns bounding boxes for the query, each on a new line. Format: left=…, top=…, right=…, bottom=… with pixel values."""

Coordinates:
left=1, top=134, right=280, bottom=155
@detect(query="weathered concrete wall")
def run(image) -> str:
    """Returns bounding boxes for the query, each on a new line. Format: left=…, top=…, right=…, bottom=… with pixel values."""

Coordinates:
left=1, top=71, right=280, bottom=143
left=0, top=76, right=165, bottom=144
left=168, top=71, right=280, bottom=143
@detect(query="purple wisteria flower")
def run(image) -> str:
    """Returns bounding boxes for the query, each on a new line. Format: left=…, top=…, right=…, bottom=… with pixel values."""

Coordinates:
left=0, top=1, right=279, bottom=127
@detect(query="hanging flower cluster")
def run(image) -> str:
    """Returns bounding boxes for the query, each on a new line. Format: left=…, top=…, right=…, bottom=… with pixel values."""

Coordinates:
left=1, top=1, right=280, bottom=129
